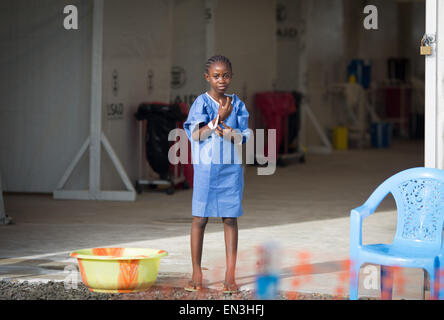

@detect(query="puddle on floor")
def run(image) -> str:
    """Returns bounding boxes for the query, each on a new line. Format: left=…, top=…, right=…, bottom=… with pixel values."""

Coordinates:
left=0, top=264, right=65, bottom=276
left=0, top=258, right=73, bottom=280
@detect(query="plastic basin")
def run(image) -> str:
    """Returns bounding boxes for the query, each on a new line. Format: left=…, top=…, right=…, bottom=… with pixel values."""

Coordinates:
left=70, top=247, right=168, bottom=293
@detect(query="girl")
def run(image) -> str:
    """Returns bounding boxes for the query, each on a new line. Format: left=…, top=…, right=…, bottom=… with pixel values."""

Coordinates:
left=183, top=55, right=250, bottom=293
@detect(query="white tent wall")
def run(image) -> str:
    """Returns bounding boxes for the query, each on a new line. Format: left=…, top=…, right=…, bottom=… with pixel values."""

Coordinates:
left=212, top=0, right=277, bottom=129
left=170, top=0, right=207, bottom=106
left=303, top=0, right=345, bottom=147
left=275, top=0, right=304, bottom=93
left=0, top=0, right=427, bottom=195
left=101, top=0, right=173, bottom=189
left=0, top=0, right=93, bottom=192
left=0, top=0, right=174, bottom=193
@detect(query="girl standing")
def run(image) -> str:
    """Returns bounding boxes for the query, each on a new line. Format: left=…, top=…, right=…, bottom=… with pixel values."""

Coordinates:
left=183, top=55, right=250, bottom=293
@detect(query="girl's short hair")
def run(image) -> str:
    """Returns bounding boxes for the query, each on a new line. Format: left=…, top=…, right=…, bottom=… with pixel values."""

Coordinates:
left=205, top=55, right=232, bottom=74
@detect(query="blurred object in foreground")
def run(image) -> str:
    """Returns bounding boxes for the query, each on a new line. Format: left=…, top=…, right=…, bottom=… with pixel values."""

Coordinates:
left=255, top=242, right=280, bottom=299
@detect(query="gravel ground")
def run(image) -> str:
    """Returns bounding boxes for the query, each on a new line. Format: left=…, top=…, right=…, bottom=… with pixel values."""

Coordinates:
left=112, top=286, right=349, bottom=300
left=0, top=280, right=118, bottom=300
left=0, top=280, right=360, bottom=300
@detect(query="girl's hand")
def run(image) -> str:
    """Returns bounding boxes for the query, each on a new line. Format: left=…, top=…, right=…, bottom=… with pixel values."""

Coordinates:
left=217, top=97, right=233, bottom=122
left=215, top=123, right=232, bottom=139
left=216, top=121, right=242, bottom=144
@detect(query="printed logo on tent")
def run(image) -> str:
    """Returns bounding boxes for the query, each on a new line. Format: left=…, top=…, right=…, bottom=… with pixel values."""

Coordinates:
left=276, top=4, right=287, bottom=22
left=147, top=69, right=154, bottom=95
left=171, top=66, right=186, bottom=89
left=277, top=28, right=298, bottom=40
left=107, top=103, right=124, bottom=120
left=205, top=7, right=212, bottom=21
left=276, top=4, right=298, bottom=40
left=171, top=94, right=198, bottom=106
left=112, top=70, right=119, bottom=97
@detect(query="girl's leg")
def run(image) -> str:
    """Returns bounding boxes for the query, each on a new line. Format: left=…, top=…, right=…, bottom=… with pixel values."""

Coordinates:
left=222, top=217, right=238, bottom=289
left=190, top=216, right=208, bottom=287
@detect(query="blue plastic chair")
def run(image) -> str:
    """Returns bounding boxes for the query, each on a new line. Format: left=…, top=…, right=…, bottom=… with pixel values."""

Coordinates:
left=350, top=167, right=444, bottom=300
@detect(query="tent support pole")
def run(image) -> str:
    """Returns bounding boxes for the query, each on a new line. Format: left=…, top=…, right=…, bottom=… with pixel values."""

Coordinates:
left=53, top=0, right=135, bottom=201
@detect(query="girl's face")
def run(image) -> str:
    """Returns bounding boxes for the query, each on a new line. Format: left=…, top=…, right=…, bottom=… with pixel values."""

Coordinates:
left=205, top=62, right=232, bottom=94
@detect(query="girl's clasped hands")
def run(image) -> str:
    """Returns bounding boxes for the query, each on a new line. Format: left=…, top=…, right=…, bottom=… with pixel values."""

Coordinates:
left=215, top=97, right=241, bottom=143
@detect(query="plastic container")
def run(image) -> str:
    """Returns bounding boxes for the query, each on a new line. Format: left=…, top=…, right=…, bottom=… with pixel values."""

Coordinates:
left=347, top=59, right=372, bottom=89
left=333, top=126, right=348, bottom=150
left=371, top=122, right=392, bottom=148
left=70, top=247, right=168, bottom=293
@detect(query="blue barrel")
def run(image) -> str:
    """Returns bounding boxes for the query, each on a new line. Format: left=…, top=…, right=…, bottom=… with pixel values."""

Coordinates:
left=347, top=59, right=372, bottom=89
left=371, top=122, right=392, bottom=148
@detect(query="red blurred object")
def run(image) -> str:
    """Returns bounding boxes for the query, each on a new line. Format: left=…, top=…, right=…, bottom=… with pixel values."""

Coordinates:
left=384, top=87, right=411, bottom=136
left=255, top=92, right=297, bottom=155
left=384, top=87, right=411, bottom=118
left=170, top=103, right=194, bottom=188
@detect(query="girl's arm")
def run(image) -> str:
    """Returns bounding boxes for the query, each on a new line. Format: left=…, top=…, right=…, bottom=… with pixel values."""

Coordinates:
left=191, top=117, right=219, bottom=141
left=191, top=97, right=232, bottom=141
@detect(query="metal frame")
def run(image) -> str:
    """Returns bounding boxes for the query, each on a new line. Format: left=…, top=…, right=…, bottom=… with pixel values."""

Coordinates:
left=299, top=101, right=333, bottom=154
left=53, top=0, right=135, bottom=201
left=425, top=0, right=438, bottom=168
left=420, top=0, right=439, bottom=296
left=279, top=112, right=305, bottom=163
left=135, top=121, right=186, bottom=194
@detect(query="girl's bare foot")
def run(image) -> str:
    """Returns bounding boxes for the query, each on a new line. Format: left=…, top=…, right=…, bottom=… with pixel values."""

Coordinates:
left=222, top=281, right=239, bottom=294
left=223, top=271, right=238, bottom=293
left=184, top=270, right=203, bottom=291
left=184, top=280, right=202, bottom=292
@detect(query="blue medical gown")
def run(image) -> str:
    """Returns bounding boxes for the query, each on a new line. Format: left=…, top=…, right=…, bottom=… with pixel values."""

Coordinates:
left=183, top=93, right=250, bottom=217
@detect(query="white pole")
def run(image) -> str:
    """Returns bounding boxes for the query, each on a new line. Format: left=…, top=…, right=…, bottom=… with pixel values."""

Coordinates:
left=425, top=0, right=437, bottom=168
left=89, top=0, right=104, bottom=198
left=436, top=0, right=444, bottom=169
left=54, top=0, right=135, bottom=201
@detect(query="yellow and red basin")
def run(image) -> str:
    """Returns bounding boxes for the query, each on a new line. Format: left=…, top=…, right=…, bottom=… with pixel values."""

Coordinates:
left=70, top=247, right=168, bottom=293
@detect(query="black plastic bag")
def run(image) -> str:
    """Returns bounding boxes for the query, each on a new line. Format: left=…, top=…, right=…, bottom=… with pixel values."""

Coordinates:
left=135, top=103, right=186, bottom=180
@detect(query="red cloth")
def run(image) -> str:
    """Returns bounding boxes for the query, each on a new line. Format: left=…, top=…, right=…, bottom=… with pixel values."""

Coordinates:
left=170, top=103, right=194, bottom=188
left=384, top=87, right=411, bottom=118
left=255, top=92, right=296, bottom=155
left=384, top=87, right=411, bottom=135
